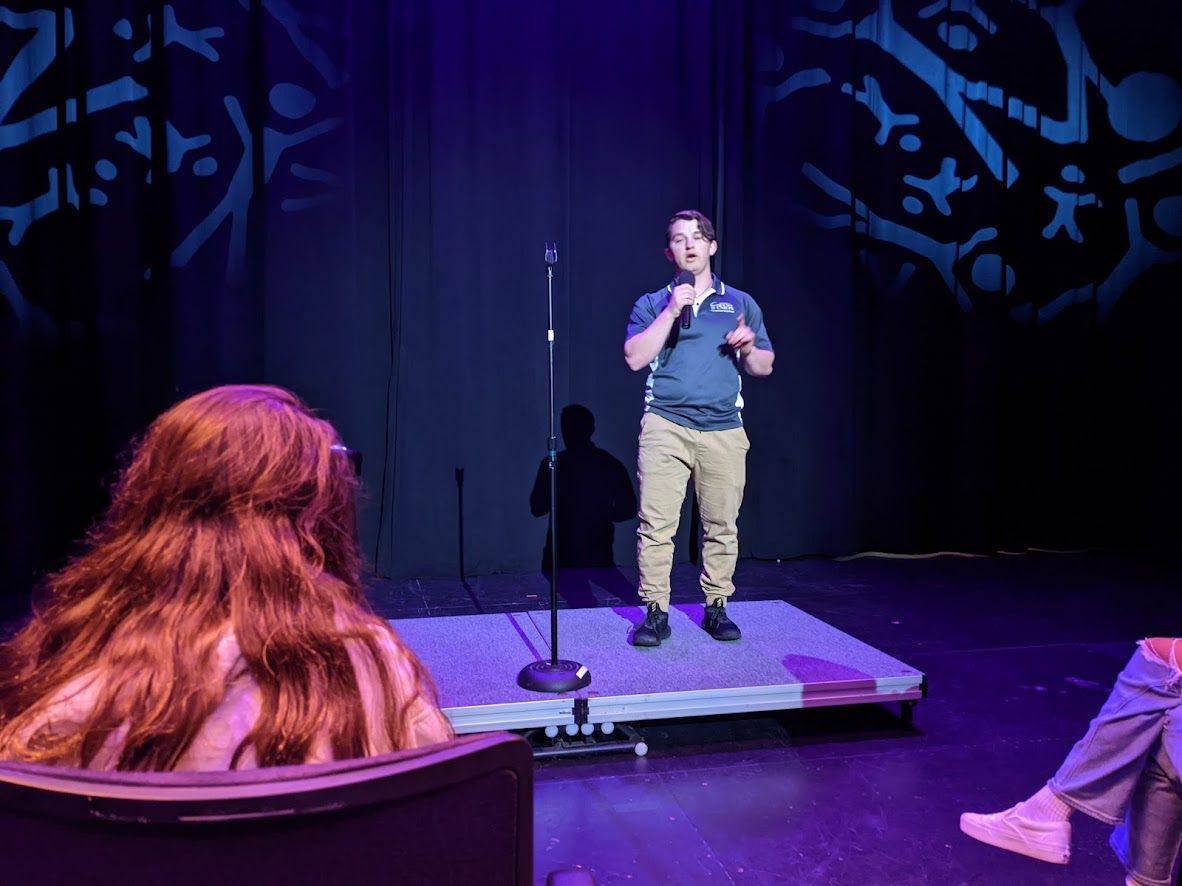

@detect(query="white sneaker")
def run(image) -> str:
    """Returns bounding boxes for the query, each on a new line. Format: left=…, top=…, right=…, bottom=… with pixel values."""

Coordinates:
left=959, top=802, right=1071, bottom=864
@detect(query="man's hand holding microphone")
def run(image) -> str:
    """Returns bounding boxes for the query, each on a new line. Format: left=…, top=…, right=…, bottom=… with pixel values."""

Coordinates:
left=667, top=269, right=696, bottom=329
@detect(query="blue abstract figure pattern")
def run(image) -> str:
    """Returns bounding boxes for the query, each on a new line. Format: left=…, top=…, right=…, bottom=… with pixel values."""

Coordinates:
left=0, top=2, right=346, bottom=321
left=758, top=0, right=1182, bottom=324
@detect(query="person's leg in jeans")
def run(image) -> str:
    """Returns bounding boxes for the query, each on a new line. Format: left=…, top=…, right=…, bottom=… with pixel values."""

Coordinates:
left=1110, top=716, right=1182, bottom=886
left=961, top=639, right=1182, bottom=864
left=1047, top=639, right=1182, bottom=822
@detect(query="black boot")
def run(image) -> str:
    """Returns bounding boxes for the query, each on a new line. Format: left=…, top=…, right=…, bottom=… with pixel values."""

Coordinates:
left=633, top=603, right=671, bottom=647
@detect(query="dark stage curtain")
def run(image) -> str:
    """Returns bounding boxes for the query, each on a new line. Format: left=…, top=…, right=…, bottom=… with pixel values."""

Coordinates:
left=0, top=0, right=389, bottom=595
left=3, top=1, right=1180, bottom=597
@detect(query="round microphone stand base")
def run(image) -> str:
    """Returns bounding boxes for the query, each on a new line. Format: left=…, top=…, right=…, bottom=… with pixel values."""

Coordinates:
left=517, top=659, right=591, bottom=693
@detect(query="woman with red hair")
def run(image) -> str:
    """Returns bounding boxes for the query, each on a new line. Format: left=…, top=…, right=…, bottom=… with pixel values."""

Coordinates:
left=0, top=384, right=451, bottom=770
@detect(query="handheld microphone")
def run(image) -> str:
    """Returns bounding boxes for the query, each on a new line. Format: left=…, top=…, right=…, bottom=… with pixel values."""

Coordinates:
left=544, top=243, right=558, bottom=265
left=677, top=270, right=694, bottom=329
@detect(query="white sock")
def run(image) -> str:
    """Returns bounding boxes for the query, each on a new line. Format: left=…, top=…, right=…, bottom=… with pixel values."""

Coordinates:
left=1023, top=785, right=1073, bottom=822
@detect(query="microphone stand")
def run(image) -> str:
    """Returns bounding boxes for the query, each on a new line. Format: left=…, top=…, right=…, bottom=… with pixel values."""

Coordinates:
left=517, top=243, right=592, bottom=694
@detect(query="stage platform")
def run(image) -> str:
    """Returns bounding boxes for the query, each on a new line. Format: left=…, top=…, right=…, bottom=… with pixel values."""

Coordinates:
left=393, top=600, right=926, bottom=745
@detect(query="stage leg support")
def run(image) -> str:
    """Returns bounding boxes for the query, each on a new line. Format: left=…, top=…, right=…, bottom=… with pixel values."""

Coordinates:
left=899, top=699, right=918, bottom=729
left=524, top=722, right=648, bottom=759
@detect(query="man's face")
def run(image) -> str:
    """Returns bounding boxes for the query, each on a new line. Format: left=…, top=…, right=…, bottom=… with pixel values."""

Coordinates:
left=665, top=218, right=718, bottom=275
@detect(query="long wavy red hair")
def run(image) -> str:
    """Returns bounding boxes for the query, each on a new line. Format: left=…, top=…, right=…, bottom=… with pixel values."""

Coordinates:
left=0, top=384, right=444, bottom=770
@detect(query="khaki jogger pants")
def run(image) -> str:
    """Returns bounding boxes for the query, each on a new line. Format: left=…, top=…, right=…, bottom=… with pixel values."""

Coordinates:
left=635, top=411, right=749, bottom=610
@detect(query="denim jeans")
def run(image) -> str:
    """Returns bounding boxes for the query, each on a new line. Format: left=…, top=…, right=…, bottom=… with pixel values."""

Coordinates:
left=1048, top=641, right=1182, bottom=885
left=1110, top=733, right=1182, bottom=886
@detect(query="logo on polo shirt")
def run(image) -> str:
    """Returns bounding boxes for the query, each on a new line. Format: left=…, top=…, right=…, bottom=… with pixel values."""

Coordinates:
left=710, top=301, right=736, bottom=313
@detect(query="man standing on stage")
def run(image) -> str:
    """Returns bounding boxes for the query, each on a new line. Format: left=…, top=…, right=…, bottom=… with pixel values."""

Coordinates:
left=624, top=210, right=775, bottom=647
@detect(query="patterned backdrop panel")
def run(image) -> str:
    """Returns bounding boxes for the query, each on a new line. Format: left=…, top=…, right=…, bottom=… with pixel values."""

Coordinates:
left=757, top=0, right=1182, bottom=324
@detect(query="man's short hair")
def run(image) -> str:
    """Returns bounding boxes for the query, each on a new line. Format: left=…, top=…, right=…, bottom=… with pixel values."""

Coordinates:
left=666, top=210, right=716, bottom=244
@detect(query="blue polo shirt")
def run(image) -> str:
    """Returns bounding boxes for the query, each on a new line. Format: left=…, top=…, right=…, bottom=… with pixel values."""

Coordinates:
left=626, top=276, right=773, bottom=431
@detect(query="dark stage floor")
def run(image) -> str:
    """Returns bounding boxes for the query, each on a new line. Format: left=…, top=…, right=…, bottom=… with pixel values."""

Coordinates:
left=368, top=551, right=1182, bottom=886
